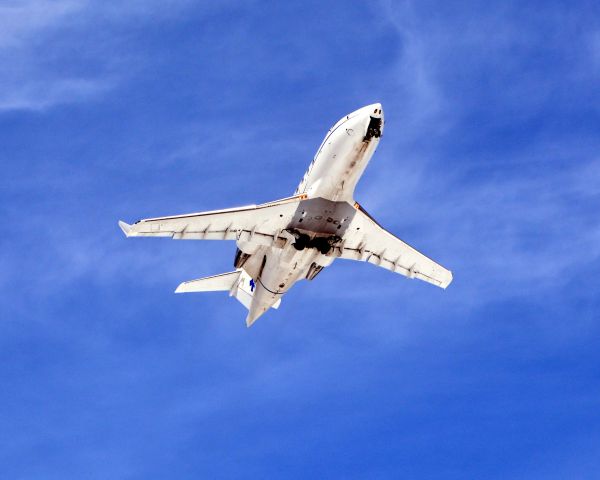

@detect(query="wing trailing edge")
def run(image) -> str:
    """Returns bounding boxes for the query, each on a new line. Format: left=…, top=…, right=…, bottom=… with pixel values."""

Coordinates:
left=335, top=204, right=453, bottom=289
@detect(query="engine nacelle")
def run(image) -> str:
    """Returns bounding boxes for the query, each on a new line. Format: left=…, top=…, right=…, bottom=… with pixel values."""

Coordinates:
left=233, top=248, right=252, bottom=268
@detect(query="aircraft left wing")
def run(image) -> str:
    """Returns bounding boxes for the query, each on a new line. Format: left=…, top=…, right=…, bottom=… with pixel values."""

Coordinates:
left=118, top=195, right=305, bottom=245
left=335, top=204, right=453, bottom=289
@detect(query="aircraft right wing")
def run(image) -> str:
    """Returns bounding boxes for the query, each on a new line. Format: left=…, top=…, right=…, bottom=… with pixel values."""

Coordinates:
left=335, top=204, right=453, bottom=289
left=118, top=195, right=305, bottom=245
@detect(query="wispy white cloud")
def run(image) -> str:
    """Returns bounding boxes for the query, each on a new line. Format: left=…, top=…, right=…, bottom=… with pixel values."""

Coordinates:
left=0, top=77, right=114, bottom=111
left=3, top=0, right=597, bottom=320
left=348, top=0, right=600, bottom=308
left=376, top=0, right=450, bottom=138
left=356, top=148, right=600, bottom=307
left=0, top=0, right=202, bottom=112
left=0, top=1, right=82, bottom=48
left=0, top=1, right=88, bottom=111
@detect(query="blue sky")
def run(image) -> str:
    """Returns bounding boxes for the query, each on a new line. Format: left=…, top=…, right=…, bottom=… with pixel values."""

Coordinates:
left=1, top=1, right=600, bottom=478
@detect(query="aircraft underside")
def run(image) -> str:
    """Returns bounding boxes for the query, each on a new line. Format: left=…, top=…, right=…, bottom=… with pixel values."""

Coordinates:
left=119, top=103, right=452, bottom=327
left=232, top=200, right=352, bottom=325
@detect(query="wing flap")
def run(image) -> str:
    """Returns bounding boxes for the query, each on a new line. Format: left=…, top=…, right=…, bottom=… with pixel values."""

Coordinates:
left=336, top=204, right=453, bottom=288
left=119, top=195, right=304, bottom=242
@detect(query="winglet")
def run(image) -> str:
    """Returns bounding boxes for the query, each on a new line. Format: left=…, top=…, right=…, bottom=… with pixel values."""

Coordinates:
left=118, top=220, right=132, bottom=237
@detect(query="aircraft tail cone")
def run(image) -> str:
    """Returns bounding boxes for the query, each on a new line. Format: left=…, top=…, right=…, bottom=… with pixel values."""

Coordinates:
left=245, top=301, right=269, bottom=328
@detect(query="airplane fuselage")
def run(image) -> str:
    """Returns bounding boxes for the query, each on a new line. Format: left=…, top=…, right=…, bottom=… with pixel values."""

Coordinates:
left=120, top=102, right=451, bottom=327
left=236, top=104, right=384, bottom=323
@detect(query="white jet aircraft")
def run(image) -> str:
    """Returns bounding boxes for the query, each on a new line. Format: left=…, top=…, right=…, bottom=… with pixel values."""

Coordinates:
left=119, top=104, right=452, bottom=327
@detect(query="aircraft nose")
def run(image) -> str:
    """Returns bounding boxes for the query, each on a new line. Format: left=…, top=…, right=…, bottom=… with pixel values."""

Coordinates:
left=363, top=103, right=384, bottom=140
left=347, top=103, right=384, bottom=121
left=368, top=103, right=383, bottom=118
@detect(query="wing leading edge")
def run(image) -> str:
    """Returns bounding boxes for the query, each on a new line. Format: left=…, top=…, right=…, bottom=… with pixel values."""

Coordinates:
left=118, top=195, right=305, bottom=244
left=119, top=195, right=451, bottom=288
left=335, top=204, right=453, bottom=289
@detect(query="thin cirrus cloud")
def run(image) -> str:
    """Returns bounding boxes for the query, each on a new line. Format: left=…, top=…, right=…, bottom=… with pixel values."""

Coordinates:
left=0, top=0, right=202, bottom=112
left=2, top=0, right=598, bottom=313
left=351, top=0, right=600, bottom=307
left=0, top=1, right=95, bottom=111
left=3, top=0, right=599, bottom=310
left=2, top=2, right=600, bottom=478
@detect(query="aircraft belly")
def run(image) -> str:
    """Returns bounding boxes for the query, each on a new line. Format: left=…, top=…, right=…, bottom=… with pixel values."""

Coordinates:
left=239, top=246, right=266, bottom=280
left=117, top=104, right=452, bottom=327
left=245, top=246, right=315, bottom=325
left=259, top=246, right=314, bottom=294
left=307, top=119, right=380, bottom=201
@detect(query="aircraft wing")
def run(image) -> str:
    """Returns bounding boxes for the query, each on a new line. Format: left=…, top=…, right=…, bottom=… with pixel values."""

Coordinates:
left=118, top=195, right=305, bottom=245
left=336, top=204, right=453, bottom=289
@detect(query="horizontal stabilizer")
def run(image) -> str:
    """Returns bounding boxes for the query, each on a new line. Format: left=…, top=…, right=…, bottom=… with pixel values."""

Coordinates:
left=175, top=271, right=241, bottom=293
left=117, top=194, right=305, bottom=242
left=175, top=269, right=280, bottom=317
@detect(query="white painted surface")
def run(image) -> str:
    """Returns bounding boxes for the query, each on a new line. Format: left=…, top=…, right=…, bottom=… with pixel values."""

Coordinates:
left=119, top=104, right=451, bottom=327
